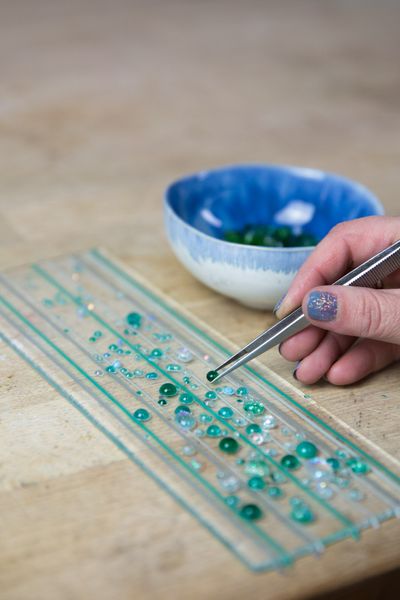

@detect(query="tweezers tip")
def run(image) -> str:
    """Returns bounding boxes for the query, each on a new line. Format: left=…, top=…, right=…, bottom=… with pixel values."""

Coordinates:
left=212, top=363, right=237, bottom=382
left=212, top=372, right=223, bottom=383
left=214, top=359, right=233, bottom=372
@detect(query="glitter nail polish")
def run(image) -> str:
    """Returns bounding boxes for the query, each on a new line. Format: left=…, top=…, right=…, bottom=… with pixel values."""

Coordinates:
left=307, top=291, right=337, bottom=321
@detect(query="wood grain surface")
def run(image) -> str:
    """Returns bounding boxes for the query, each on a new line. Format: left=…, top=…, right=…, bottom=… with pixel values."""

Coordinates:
left=0, top=1, right=399, bottom=599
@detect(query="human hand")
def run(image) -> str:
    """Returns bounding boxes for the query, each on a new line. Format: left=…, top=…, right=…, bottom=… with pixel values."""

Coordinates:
left=275, top=216, right=400, bottom=385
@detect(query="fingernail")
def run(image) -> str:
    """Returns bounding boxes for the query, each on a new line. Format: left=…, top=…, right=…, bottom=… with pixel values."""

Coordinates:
left=293, top=361, right=301, bottom=380
left=307, top=291, right=337, bottom=322
left=273, top=294, right=286, bottom=315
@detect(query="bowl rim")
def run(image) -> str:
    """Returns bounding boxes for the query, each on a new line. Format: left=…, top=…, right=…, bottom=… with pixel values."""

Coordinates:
left=164, top=162, right=384, bottom=253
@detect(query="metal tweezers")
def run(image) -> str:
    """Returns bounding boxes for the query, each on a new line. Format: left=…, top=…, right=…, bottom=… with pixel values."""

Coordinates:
left=213, top=239, right=400, bottom=381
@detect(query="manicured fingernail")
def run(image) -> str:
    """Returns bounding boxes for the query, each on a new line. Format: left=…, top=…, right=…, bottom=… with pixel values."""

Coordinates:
left=307, top=291, right=337, bottom=322
left=273, top=294, right=286, bottom=315
left=293, top=361, right=301, bottom=380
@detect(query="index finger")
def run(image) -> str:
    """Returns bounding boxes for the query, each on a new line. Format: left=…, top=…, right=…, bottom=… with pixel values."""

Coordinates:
left=275, top=215, right=400, bottom=318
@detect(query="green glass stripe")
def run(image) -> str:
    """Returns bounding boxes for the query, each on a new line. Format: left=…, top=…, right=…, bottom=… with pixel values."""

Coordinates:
left=0, top=293, right=290, bottom=563
left=92, top=248, right=400, bottom=487
left=0, top=331, right=264, bottom=572
left=32, top=262, right=356, bottom=531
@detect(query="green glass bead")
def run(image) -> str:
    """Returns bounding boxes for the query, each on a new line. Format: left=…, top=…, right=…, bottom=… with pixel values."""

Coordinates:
left=174, top=405, right=191, bottom=415
left=133, top=408, right=151, bottom=422
left=153, top=333, right=172, bottom=343
left=206, top=370, right=219, bottom=382
left=166, top=363, right=181, bottom=371
left=244, top=401, right=265, bottom=416
left=246, top=423, right=262, bottom=435
left=268, top=486, right=283, bottom=499
left=243, top=226, right=269, bottom=246
left=146, top=372, right=158, bottom=379
left=199, top=413, right=212, bottom=423
left=336, top=449, right=348, bottom=459
left=346, top=458, right=370, bottom=474
left=240, top=503, right=263, bottom=521
left=105, top=365, right=116, bottom=373
left=245, top=459, right=269, bottom=477
left=296, top=441, right=318, bottom=459
left=183, top=376, right=191, bottom=384
left=236, top=386, right=248, bottom=396
left=108, top=344, right=118, bottom=351
left=248, top=476, right=265, bottom=490
left=285, top=233, right=298, bottom=247
left=150, top=348, right=163, bottom=358
left=219, top=437, right=240, bottom=454
left=254, top=226, right=277, bottom=246
left=223, top=231, right=242, bottom=244
left=179, top=393, right=194, bottom=404
left=261, top=235, right=283, bottom=248
left=295, top=233, right=318, bottom=247
left=218, top=407, right=234, bottom=419
left=242, top=227, right=258, bottom=245
left=158, top=398, right=168, bottom=406
left=159, top=383, right=178, bottom=397
left=126, top=312, right=142, bottom=327
left=207, top=425, right=222, bottom=437
left=225, top=495, right=239, bottom=507
left=326, top=457, right=340, bottom=471
left=271, top=471, right=287, bottom=484
left=291, top=505, right=314, bottom=524
left=289, top=496, right=303, bottom=507
left=273, top=226, right=291, bottom=244
left=281, top=454, right=300, bottom=470
left=89, top=337, right=96, bottom=342
left=205, top=391, right=217, bottom=400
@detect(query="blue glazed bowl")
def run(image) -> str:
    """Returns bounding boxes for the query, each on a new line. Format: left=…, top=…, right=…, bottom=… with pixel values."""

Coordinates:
left=164, top=164, right=384, bottom=309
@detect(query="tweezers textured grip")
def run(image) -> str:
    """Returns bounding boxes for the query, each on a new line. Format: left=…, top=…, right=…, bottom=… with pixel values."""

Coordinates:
left=335, top=239, right=400, bottom=288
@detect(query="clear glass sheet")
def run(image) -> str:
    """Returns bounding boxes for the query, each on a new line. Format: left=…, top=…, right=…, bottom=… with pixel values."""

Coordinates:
left=0, top=249, right=399, bottom=571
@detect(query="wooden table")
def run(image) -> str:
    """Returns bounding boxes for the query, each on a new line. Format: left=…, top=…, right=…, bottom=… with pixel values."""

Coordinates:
left=1, top=1, right=399, bottom=598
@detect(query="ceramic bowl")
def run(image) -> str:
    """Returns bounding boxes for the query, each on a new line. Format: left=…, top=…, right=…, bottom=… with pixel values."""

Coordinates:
left=164, top=164, right=384, bottom=309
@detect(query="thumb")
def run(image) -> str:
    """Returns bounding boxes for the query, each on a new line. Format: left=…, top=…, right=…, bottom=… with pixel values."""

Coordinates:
left=303, top=286, right=400, bottom=344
